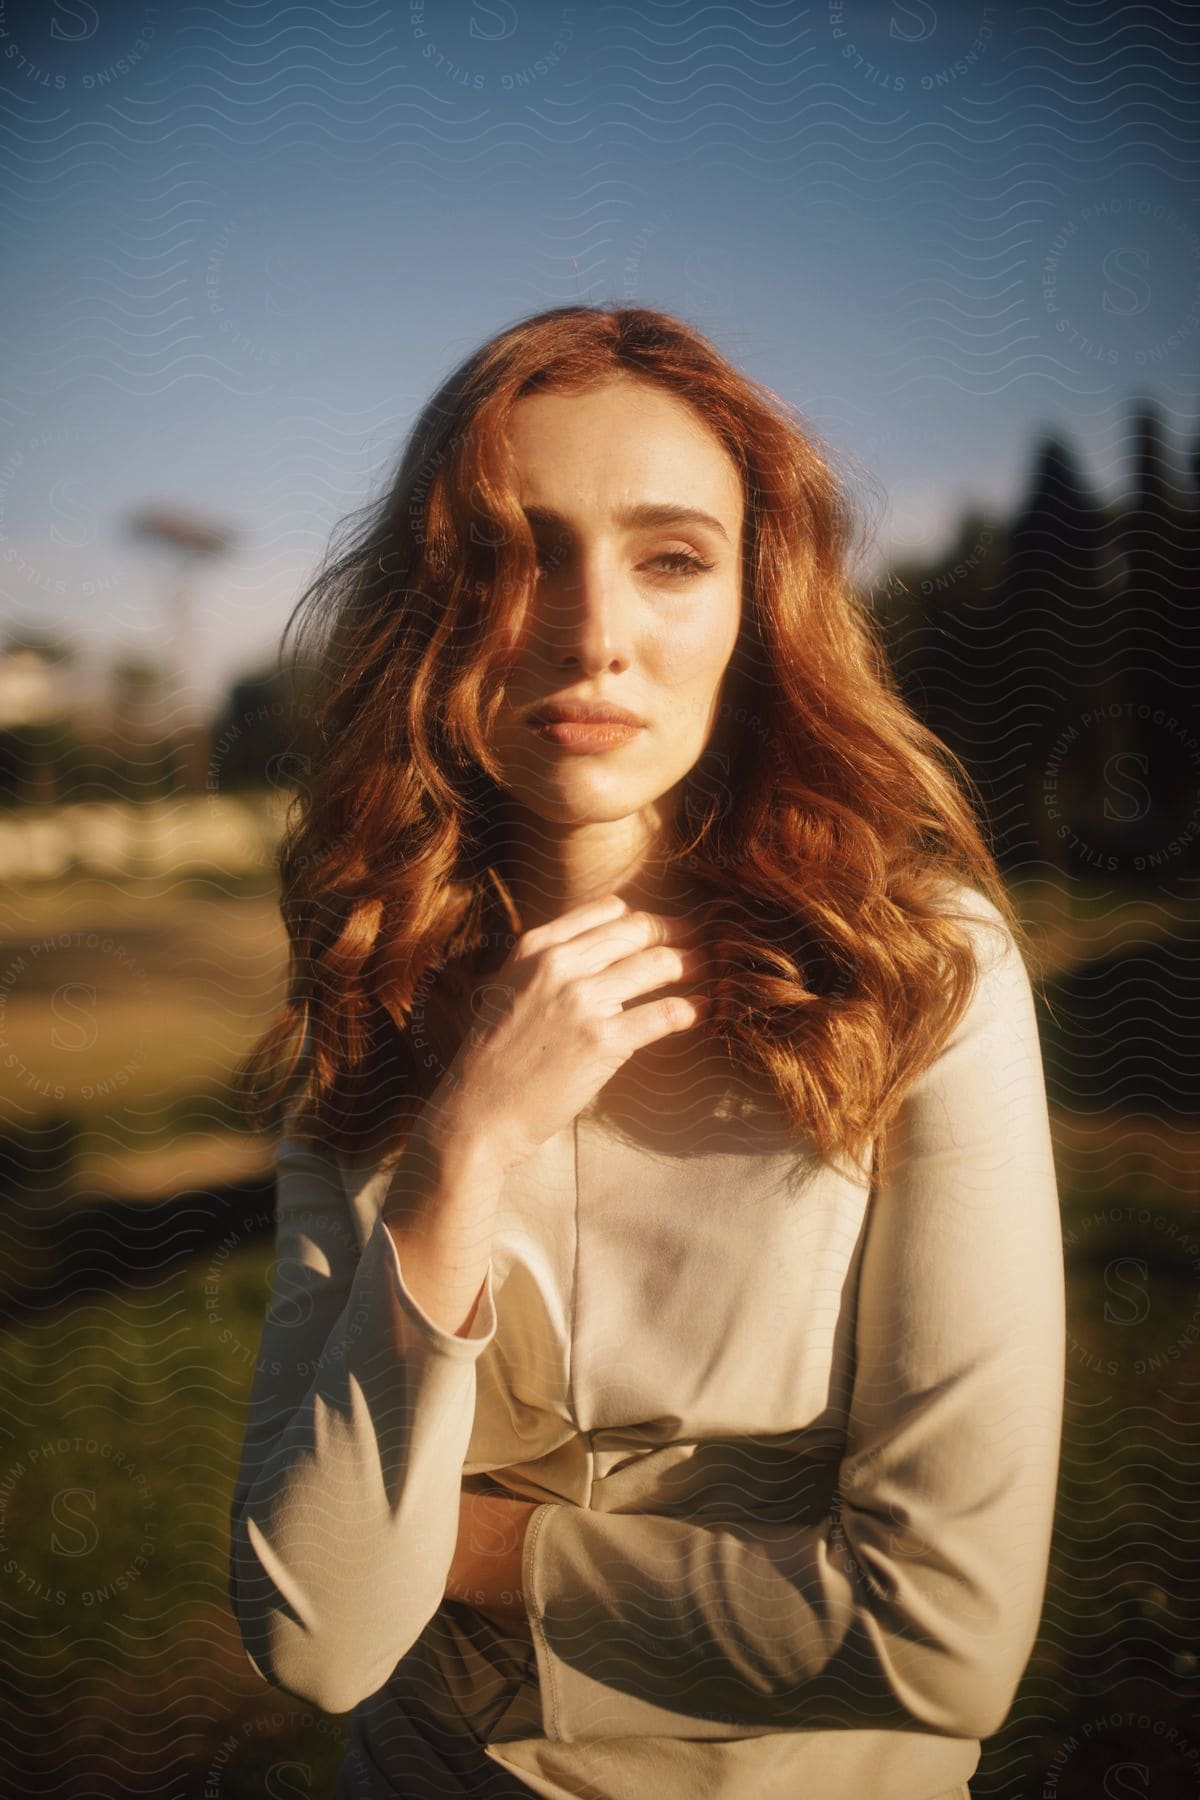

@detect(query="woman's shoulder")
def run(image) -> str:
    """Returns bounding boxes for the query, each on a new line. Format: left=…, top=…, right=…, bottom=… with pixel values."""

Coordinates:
left=924, top=872, right=1008, bottom=925
left=917, top=876, right=1037, bottom=1071
left=924, top=875, right=1020, bottom=974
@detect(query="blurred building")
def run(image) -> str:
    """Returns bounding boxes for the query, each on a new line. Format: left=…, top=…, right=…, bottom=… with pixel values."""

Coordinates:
left=0, top=641, right=77, bottom=728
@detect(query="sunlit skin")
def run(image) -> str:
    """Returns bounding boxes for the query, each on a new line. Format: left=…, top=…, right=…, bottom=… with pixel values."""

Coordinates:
left=446, top=375, right=747, bottom=1634
left=484, top=372, right=746, bottom=932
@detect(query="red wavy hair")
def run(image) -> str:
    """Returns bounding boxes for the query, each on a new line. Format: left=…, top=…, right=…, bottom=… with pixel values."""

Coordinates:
left=235, top=303, right=1030, bottom=1182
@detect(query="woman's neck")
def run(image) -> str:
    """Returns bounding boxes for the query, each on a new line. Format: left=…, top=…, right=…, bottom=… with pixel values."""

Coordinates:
left=484, top=799, right=706, bottom=932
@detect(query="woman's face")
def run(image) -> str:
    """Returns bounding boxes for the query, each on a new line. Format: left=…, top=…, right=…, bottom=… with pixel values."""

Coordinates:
left=487, top=373, right=746, bottom=828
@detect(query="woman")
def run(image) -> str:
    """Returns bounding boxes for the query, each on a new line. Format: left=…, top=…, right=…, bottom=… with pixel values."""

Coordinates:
left=227, top=304, right=1065, bottom=1800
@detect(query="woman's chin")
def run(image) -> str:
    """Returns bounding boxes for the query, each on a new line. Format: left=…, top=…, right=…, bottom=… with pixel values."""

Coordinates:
left=510, top=785, right=652, bottom=827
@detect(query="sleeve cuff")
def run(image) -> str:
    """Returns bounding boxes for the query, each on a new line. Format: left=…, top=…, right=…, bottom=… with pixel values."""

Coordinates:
left=522, top=1502, right=565, bottom=1738
left=521, top=1503, right=768, bottom=1744
left=373, top=1213, right=499, bottom=1355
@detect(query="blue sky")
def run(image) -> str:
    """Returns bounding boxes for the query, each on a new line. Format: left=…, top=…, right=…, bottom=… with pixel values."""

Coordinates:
left=1, top=0, right=1196, bottom=712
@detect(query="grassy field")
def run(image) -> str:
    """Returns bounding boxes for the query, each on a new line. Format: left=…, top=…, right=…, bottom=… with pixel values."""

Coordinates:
left=0, top=875, right=286, bottom=1197
left=0, top=1233, right=351, bottom=1797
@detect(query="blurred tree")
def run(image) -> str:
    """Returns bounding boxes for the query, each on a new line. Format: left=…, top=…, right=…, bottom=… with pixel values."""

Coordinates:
left=1117, top=404, right=1199, bottom=856
left=995, top=437, right=1118, bottom=877
left=874, top=399, right=1199, bottom=885
left=1, top=627, right=77, bottom=664
left=109, top=654, right=175, bottom=802
left=0, top=631, right=79, bottom=806
left=125, top=505, right=238, bottom=796
left=883, top=504, right=1011, bottom=862
left=207, top=665, right=295, bottom=794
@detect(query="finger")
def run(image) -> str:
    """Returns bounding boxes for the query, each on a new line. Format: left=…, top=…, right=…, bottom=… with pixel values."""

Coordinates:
left=561, top=907, right=703, bottom=976
left=587, top=942, right=707, bottom=1011
left=519, top=891, right=628, bottom=953
left=612, top=990, right=709, bottom=1055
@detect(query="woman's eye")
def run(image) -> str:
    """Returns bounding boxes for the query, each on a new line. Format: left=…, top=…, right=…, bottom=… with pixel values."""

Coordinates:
left=649, top=551, right=715, bottom=578
left=534, top=546, right=715, bottom=577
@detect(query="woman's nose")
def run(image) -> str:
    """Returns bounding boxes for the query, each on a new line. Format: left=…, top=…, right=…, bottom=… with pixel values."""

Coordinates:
left=543, top=551, right=634, bottom=672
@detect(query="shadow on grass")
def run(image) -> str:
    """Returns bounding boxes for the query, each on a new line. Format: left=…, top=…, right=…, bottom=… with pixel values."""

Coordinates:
left=0, top=1162, right=277, bottom=1327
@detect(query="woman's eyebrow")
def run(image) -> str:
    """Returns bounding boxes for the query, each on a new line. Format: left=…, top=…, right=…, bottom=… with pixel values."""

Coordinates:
left=522, top=501, right=730, bottom=543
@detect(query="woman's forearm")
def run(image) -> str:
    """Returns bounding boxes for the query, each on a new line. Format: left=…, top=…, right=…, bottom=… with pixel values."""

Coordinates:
left=382, top=1111, right=505, bottom=1337
left=445, top=1489, right=540, bottom=1632
left=229, top=1136, right=505, bottom=1712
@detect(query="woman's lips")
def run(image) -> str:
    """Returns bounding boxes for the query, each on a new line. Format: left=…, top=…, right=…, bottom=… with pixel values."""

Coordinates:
left=529, top=719, right=645, bottom=753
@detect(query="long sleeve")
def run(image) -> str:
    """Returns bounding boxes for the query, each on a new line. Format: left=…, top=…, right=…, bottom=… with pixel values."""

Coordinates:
left=227, top=1133, right=498, bottom=1715
left=520, top=890, right=1066, bottom=1745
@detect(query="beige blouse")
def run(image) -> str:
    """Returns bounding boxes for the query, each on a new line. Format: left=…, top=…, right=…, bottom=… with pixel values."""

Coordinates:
left=228, top=883, right=1065, bottom=1800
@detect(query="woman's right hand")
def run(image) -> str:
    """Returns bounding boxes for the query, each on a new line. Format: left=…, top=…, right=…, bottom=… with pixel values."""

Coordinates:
left=425, top=892, right=711, bottom=1178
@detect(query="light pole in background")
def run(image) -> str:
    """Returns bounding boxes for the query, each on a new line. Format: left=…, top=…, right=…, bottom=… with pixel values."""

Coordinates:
left=125, top=506, right=238, bottom=796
